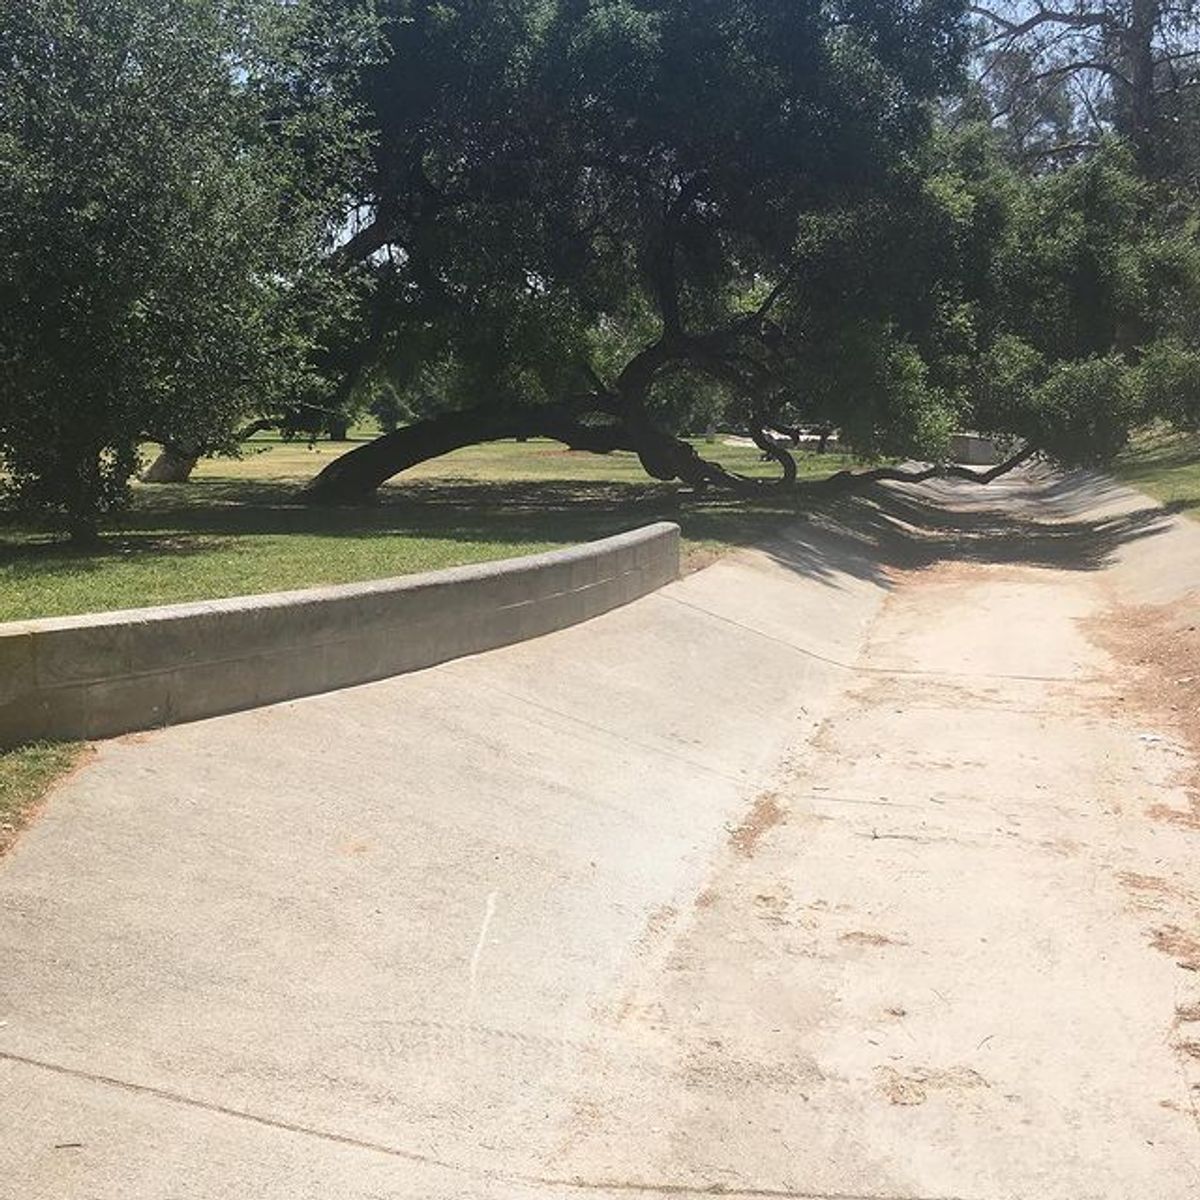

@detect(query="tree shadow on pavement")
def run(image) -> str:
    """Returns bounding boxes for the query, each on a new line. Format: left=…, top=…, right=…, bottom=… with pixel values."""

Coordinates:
left=752, top=469, right=1182, bottom=589
left=0, top=467, right=1182, bottom=600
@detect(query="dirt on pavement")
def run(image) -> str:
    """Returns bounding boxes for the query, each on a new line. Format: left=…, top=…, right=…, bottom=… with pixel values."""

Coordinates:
left=1091, top=598, right=1200, bottom=827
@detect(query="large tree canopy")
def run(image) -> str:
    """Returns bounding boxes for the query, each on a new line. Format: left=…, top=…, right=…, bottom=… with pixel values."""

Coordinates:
left=3, top=0, right=1198, bottom=531
left=0, top=0, right=375, bottom=538
left=302, top=0, right=1200, bottom=505
left=301, top=0, right=976, bottom=502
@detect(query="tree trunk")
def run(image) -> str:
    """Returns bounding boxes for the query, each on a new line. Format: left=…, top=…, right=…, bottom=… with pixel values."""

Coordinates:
left=299, top=402, right=636, bottom=504
left=1119, top=0, right=1160, bottom=175
left=300, top=392, right=1035, bottom=507
left=142, top=444, right=201, bottom=483
left=64, top=445, right=104, bottom=546
left=66, top=512, right=101, bottom=547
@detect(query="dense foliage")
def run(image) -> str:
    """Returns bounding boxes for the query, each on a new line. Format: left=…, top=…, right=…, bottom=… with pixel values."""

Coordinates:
left=2, top=0, right=1199, bottom=532
left=303, top=0, right=1200, bottom=502
left=302, top=0, right=980, bottom=500
left=0, top=0, right=374, bottom=537
left=909, top=135, right=1200, bottom=461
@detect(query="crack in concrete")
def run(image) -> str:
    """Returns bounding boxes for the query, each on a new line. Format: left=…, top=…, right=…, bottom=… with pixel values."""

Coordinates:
left=659, top=593, right=1099, bottom=684
left=0, top=1050, right=970, bottom=1200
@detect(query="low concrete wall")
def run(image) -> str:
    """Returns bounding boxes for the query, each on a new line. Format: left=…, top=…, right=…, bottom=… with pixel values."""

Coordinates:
left=0, top=523, right=681, bottom=746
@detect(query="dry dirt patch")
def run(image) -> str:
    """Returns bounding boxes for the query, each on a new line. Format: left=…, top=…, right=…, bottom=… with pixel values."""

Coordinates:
left=1151, top=926, right=1200, bottom=971
left=1088, top=594, right=1200, bottom=823
left=728, top=791, right=787, bottom=858
left=839, top=929, right=905, bottom=947
left=876, top=1064, right=988, bottom=1107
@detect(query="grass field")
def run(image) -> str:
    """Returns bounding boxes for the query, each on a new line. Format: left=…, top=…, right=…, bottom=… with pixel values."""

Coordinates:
left=0, top=435, right=862, bottom=623
left=0, top=741, right=85, bottom=858
left=1113, top=427, right=1200, bottom=515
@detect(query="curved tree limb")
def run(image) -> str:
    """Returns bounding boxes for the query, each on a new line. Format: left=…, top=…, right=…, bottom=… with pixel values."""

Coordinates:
left=299, top=399, right=635, bottom=504
left=969, top=4, right=1111, bottom=46
left=749, top=423, right=799, bottom=487
left=821, top=443, right=1036, bottom=490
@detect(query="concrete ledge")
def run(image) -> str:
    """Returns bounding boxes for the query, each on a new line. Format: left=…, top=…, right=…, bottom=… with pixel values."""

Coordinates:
left=0, top=523, right=681, bottom=746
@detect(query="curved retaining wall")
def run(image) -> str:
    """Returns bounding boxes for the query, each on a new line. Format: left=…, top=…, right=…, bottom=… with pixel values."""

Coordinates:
left=0, top=522, right=681, bottom=746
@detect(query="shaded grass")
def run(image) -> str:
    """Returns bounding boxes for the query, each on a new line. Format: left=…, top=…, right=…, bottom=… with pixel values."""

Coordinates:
left=0, top=741, right=85, bottom=858
left=0, top=437, right=862, bottom=622
left=1114, top=427, right=1200, bottom=515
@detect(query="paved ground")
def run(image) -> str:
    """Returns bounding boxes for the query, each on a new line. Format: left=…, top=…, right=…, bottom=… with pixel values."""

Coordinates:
left=2, top=469, right=1200, bottom=1199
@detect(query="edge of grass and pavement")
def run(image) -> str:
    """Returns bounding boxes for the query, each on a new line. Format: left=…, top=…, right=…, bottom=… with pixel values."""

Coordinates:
left=1113, top=427, right=1200, bottom=516
left=0, top=436, right=866, bottom=839
left=0, top=436, right=859, bottom=624
left=0, top=741, right=87, bottom=859
left=4, top=430, right=1198, bottom=849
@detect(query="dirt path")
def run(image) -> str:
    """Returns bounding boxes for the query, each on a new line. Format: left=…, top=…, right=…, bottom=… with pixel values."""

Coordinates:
left=2, top=469, right=1199, bottom=1199
left=552, top=555, right=1200, bottom=1199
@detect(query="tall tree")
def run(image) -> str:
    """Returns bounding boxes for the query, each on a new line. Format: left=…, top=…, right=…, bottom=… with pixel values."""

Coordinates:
left=301, top=0, right=973, bottom=503
left=939, top=132, right=1200, bottom=458
left=0, top=0, right=376, bottom=539
left=967, top=1, right=1200, bottom=175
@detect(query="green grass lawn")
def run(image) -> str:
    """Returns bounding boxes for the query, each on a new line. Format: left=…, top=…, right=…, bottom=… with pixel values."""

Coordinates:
left=0, top=435, right=862, bottom=623
left=1113, top=427, right=1200, bottom=515
left=0, top=741, right=84, bottom=858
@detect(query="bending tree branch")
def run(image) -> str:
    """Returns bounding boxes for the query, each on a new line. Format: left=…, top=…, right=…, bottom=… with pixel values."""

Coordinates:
left=822, top=443, right=1036, bottom=490
left=970, top=3, right=1112, bottom=45
left=299, top=399, right=634, bottom=504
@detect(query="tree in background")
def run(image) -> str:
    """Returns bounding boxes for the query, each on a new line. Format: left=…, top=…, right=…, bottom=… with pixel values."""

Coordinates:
left=965, top=1, right=1200, bottom=176
left=932, top=132, right=1200, bottom=460
left=301, top=0, right=1200, bottom=504
left=945, top=4, right=1200, bottom=452
left=299, top=0, right=972, bottom=503
left=5, top=0, right=1197, bottom=529
left=0, top=0, right=376, bottom=539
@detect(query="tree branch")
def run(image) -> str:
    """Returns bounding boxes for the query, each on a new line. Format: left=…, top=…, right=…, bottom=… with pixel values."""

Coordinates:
left=1025, top=59, right=1133, bottom=88
left=299, top=399, right=639, bottom=503
left=331, top=206, right=398, bottom=270
left=1023, top=139, right=1100, bottom=159
left=822, top=443, right=1036, bottom=490
left=970, top=3, right=1112, bottom=43
left=649, top=174, right=709, bottom=336
left=749, top=421, right=798, bottom=487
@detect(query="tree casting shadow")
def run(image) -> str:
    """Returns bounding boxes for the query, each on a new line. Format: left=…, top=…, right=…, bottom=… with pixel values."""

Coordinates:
left=0, top=468, right=1184, bottom=596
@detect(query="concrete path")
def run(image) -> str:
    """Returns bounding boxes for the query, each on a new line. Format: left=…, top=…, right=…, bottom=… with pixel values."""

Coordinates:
left=2, top=470, right=1200, bottom=1199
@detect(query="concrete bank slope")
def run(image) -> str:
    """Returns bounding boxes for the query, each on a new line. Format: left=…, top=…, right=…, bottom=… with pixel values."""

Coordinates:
left=0, top=510, right=891, bottom=1199
left=909, top=463, right=1200, bottom=605
left=0, top=522, right=681, bottom=747
left=4, top=468, right=1200, bottom=1200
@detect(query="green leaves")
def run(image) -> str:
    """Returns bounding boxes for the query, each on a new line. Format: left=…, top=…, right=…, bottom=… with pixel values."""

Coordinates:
left=6, top=0, right=1195, bottom=515
left=1136, top=341, right=1200, bottom=431
left=0, top=0, right=376, bottom=536
left=345, top=0, right=976, bottom=452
